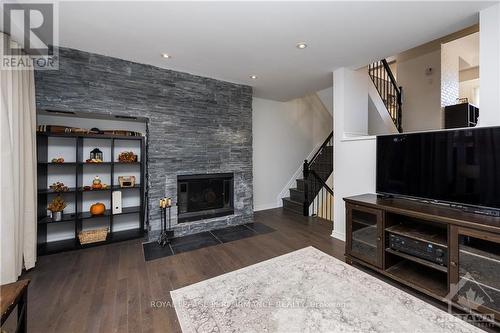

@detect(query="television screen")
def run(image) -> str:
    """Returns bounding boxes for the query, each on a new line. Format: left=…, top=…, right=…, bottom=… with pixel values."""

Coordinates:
left=376, top=127, right=500, bottom=210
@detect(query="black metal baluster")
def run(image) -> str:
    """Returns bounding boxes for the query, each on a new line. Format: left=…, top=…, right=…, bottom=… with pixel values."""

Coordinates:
left=312, top=191, right=315, bottom=216
left=324, top=190, right=326, bottom=219
left=386, top=68, right=389, bottom=111
left=303, top=160, right=309, bottom=216
left=385, top=70, right=388, bottom=114
left=393, top=85, right=396, bottom=120
left=378, top=62, right=381, bottom=97
left=329, top=193, right=331, bottom=220
left=321, top=189, right=324, bottom=218
left=327, top=192, right=329, bottom=220
left=380, top=61, right=387, bottom=105
left=390, top=84, right=393, bottom=119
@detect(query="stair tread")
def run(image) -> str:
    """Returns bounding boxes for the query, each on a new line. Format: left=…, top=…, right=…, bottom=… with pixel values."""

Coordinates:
left=282, top=196, right=303, bottom=215
left=289, top=188, right=303, bottom=193
left=282, top=197, right=302, bottom=205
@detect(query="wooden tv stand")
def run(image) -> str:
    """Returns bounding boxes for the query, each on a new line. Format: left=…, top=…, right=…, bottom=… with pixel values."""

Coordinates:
left=344, top=194, right=500, bottom=323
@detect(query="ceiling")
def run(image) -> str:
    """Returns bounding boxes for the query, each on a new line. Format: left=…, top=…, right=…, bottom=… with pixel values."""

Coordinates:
left=12, top=1, right=498, bottom=100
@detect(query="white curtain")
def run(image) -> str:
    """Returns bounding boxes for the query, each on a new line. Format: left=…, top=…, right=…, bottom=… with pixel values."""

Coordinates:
left=0, top=33, right=37, bottom=284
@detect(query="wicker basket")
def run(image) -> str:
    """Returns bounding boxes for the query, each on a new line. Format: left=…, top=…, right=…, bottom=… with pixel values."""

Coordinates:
left=78, top=227, right=109, bottom=244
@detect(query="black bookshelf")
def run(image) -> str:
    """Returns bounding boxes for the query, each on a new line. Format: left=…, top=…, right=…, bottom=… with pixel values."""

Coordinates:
left=36, top=132, right=146, bottom=255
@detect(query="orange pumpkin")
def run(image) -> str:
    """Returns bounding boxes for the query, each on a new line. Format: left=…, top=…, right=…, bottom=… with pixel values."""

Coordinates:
left=90, top=202, right=106, bottom=216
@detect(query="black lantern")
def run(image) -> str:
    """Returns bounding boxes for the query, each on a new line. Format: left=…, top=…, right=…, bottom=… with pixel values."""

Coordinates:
left=90, top=148, right=103, bottom=161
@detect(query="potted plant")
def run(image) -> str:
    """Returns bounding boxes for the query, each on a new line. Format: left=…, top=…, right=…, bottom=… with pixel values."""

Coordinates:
left=48, top=195, right=67, bottom=221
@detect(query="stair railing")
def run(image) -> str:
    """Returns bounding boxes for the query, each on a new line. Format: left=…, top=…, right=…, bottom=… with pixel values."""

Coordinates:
left=309, top=170, right=333, bottom=221
left=302, top=131, right=334, bottom=220
left=368, top=59, right=403, bottom=132
left=308, top=131, right=333, bottom=168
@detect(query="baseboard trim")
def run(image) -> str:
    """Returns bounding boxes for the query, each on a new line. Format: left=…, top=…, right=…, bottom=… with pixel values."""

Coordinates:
left=254, top=203, right=279, bottom=212
left=331, top=230, right=346, bottom=241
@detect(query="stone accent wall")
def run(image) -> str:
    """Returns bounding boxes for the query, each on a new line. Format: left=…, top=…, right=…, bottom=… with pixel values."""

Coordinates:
left=35, top=47, right=253, bottom=238
left=441, top=41, right=460, bottom=107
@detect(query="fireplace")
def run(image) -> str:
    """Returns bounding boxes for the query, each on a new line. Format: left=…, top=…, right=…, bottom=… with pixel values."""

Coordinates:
left=177, top=173, right=234, bottom=223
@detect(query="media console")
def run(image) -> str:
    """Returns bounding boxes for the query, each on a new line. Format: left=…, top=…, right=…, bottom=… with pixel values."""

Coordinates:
left=345, top=194, right=500, bottom=324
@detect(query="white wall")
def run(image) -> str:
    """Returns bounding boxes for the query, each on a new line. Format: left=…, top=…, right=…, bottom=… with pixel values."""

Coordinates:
left=332, top=68, right=376, bottom=241
left=397, top=50, right=442, bottom=132
left=440, top=32, right=479, bottom=110
left=368, top=98, right=391, bottom=135
left=479, top=3, right=500, bottom=125
left=367, top=79, right=399, bottom=135
left=252, top=94, right=332, bottom=211
left=344, top=70, right=369, bottom=137
left=317, top=86, right=333, bottom=115
left=459, top=79, right=480, bottom=106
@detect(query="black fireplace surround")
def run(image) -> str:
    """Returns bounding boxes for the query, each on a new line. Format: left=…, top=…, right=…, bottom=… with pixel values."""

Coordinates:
left=177, top=173, right=234, bottom=223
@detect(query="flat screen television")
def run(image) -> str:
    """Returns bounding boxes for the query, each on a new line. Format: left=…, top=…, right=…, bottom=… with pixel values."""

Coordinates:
left=376, top=126, right=500, bottom=213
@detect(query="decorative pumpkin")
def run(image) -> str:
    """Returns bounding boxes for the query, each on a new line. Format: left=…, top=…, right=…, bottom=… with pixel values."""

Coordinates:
left=92, top=176, right=102, bottom=189
left=90, top=202, right=106, bottom=216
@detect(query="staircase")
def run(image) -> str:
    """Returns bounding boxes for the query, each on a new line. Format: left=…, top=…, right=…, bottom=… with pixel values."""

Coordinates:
left=282, top=132, right=334, bottom=221
left=368, top=59, right=403, bottom=132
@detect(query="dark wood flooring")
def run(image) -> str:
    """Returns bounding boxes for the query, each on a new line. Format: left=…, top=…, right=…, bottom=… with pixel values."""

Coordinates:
left=19, top=208, right=495, bottom=332
left=22, top=208, right=342, bottom=333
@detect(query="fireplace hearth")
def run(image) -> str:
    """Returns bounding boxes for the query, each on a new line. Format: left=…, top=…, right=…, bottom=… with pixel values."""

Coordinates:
left=177, top=173, right=234, bottom=223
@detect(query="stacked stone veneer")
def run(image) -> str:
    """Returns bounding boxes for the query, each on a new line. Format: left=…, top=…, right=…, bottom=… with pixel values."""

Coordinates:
left=441, top=41, right=460, bottom=107
left=35, top=47, right=253, bottom=238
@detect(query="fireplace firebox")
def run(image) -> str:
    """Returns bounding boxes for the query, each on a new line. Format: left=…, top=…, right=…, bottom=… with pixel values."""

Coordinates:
left=177, top=173, right=234, bottom=223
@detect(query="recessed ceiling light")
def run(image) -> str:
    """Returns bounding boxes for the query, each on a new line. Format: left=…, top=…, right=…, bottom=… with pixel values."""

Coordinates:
left=296, top=42, right=307, bottom=49
left=161, top=53, right=172, bottom=59
left=250, top=75, right=258, bottom=79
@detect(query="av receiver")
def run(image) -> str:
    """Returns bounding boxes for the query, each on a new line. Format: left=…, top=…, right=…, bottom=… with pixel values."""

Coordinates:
left=389, top=233, right=448, bottom=266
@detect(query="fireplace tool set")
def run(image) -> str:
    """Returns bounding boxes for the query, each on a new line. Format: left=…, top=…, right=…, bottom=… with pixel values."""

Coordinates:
left=158, top=197, right=174, bottom=247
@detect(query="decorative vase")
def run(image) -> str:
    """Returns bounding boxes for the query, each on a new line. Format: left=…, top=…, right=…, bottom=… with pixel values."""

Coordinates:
left=53, top=211, right=62, bottom=221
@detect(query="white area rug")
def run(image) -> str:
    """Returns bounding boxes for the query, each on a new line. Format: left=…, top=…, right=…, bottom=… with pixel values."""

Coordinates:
left=170, top=246, right=481, bottom=333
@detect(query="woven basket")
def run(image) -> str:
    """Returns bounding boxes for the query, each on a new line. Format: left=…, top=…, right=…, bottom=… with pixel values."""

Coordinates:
left=78, top=227, right=109, bottom=244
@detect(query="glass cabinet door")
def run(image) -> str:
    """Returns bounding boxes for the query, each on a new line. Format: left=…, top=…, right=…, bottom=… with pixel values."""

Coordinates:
left=450, top=227, right=500, bottom=321
left=347, top=204, right=383, bottom=268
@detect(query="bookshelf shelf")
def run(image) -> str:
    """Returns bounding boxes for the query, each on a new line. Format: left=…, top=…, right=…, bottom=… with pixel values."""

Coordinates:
left=37, top=132, right=146, bottom=255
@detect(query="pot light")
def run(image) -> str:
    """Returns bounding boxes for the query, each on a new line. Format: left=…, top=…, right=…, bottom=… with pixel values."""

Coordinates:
left=161, top=53, right=172, bottom=59
left=296, top=42, right=307, bottom=49
left=250, top=75, right=258, bottom=79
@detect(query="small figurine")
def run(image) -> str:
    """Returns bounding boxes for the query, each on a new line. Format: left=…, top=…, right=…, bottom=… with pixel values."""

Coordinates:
left=89, top=148, right=103, bottom=162
left=92, top=176, right=103, bottom=190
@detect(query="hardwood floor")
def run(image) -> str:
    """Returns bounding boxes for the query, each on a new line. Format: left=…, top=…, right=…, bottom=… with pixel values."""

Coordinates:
left=19, top=207, right=499, bottom=332
left=22, top=208, right=342, bottom=333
